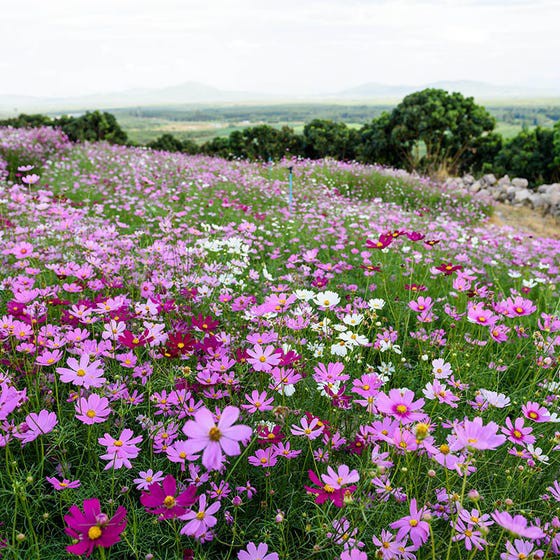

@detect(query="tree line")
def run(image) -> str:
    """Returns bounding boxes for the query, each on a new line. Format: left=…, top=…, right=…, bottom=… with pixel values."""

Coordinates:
left=2, top=89, right=560, bottom=185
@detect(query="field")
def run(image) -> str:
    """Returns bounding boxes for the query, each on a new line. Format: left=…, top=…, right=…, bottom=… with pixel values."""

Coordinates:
left=106, top=101, right=560, bottom=145
left=1, top=126, right=560, bottom=560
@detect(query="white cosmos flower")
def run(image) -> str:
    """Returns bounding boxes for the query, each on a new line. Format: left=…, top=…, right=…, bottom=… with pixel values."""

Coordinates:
left=368, top=298, right=385, bottom=311
left=314, top=291, right=341, bottom=309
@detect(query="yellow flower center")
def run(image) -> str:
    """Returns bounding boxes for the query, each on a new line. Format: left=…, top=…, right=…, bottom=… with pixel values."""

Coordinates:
left=76, top=369, right=86, bottom=377
left=163, top=496, right=176, bottom=508
left=396, top=404, right=408, bottom=414
left=88, top=526, right=102, bottom=540
left=196, top=511, right=205, bottom=520
left=86, top=410, right=96, bottom=418
left=439, top=444, right=450, bottom=455
left=209, top=427, right=222, bottom=441
left=114, top=440, right=123, bottom=447
left=409, top=519, right=418, bottom=527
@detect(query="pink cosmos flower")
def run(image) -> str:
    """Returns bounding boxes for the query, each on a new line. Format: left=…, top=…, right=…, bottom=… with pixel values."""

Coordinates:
left=75, top=394, right=112, bottom=425
left=290, top=416, right=324, bottom=440
left=248, top=448, right=278, bottom=468
left=241, top=390, right=274, bottom=413
left=98, top=429, right=143, bottom=470
left=451, top=417, right=506, bottom=452
left=246, top=344, right=282, bottom=372
left=376, top=389, right=425, bottom=424
left=47, top=476, right=81, bottom=490
left=64, top=498, right=126, bottom=557
left=133, top=469, right=165, bottom=491
left=522, top=401, right=551, bottom=423
left=409, top=296, right=433, bottom=313
left=56, top=354, right=106, bottom=389
left=500, top=539, right=543, bottom=560
left=340, top=549, right=368, bottom=560
left=15, top=410, right=58, bottom=444
left=179, top=494, right=220, bottom=538
left=321, top=464, right=360, bottom=489
left=491, top=511, right=546, bottom=539
left=182, top=406, right=252, bottom=471
left=501, top=417, right=535, bottom=446
left=389, top=499, right=430, bottom=549
left=238, top=542, right=279, bottom=560
left=372, top=529, right=405, bottom=559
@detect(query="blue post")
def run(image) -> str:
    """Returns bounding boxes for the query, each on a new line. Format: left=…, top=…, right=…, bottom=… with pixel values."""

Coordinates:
left=288, top=165, right=293, bottom=213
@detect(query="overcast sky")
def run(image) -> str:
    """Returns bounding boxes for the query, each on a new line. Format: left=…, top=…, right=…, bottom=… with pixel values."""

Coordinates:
left=1, top=0, right=559, bottom=97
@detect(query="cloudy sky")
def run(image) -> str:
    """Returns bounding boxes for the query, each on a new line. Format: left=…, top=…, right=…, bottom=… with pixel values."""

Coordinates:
left=1, top=0, right=559, bottom=97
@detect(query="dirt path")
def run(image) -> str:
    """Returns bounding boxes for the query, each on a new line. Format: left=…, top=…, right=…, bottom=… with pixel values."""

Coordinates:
left=488, top=203, right=560, bottom=239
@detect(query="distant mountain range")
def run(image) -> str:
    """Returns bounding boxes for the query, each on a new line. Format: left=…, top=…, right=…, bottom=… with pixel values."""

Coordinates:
left=0, top=80, right=558, bottom=113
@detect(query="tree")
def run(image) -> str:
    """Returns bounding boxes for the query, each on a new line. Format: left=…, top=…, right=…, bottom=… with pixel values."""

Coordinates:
left=302, top=119, right=358, bottom=160
left=147, top=134, right=185, bottom=153
left=57, top=111, right=128, bottom=144
left=494, top=127, right=559, bottom=185
left=388, top=89, right=495, bottom=175
left=357, top=112, right=405, bottom=168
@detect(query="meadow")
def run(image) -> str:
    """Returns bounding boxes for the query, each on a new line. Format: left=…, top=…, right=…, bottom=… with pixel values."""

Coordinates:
left=1, top=126, right=560, bottom=560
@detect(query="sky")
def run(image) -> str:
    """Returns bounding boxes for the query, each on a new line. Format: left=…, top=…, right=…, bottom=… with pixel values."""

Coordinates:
left=1, top=0, right=559, bottom=97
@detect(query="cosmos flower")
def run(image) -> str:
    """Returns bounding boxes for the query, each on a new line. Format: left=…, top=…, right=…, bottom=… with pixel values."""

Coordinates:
left=64, top=498, right=126, bottom=557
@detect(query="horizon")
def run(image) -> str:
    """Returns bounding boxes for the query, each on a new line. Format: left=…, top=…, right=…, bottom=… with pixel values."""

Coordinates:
left=1, top=0, right=560, bottom=100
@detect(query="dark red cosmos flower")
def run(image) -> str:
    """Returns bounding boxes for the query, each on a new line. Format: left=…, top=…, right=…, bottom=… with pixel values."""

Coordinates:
left=365, top=233, right=393, bottom=250
left=180, top=286, right=199, bottom=300
left=404, top=284, right=427, bottom=292
left=141, top=475, right=197, bottom=519
left=191, top=314, right=219, bottom=334
left=311, top=276, right=329, bottom=288
left=162, top=332, right=195, bottom=358
left=424, top=239, right=440, bottom=247
left=304, top=471, right=356, bottom=507
left=118, top=329, right=153, bottom=348
left=64, top=498, right=126, bottom=557
left=388, top=230, right=406, bottom=238
left=277, top=348, right=302, bottom=367
left=406, top=231, right=425, bottom=241
left=257, top=424, right=284, bottom=445
left=435, top=263, right=463, bottom=275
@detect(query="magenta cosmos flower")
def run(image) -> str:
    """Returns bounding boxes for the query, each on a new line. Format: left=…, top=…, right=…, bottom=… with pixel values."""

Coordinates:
left=491, top=511, right=545, bottom=540
left=140, top=474, right=197, bottom=519
left=64, top=498, right=126, bottom=557
left=182, top=406, right=252, bottom=471
left=179, top=494, right=220, bottom=538
left=238, top=542, right=279, bottom=560
left=15, top=410, right=58, bottom=444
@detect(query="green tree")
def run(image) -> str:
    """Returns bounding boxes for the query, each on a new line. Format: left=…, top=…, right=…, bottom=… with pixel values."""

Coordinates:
left=302, top=119, right=358, bottom=161
left=147, top=134, right=185, bottom=153
left=58, top=111, right=128, bottom=144
left=357, top=112, right=405, bottom=168
left=388, top=88, right=495, bottom=175
left=494, top=127, right=559, bottom=185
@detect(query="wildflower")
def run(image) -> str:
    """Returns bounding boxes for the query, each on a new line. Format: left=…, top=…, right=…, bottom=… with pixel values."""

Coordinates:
left=64, top=498, right=126, bottom=557
left=451, top=417, right=506, bottom=452
left=98, top=429, right=143, bottom=470
left=182, top=406, right=252, bottom=471
left=248, top=448, right=278, bottom=468
left=133, top=470, right=165, bottom=491
left=56, top=354, right=106, bottom=389
left=314, top=290, right=341, bottom=309
left=501, top=417, right=535, bottom=446
left=500, top=539, right=543, bottom=559
left=75, top=394, right=112, bottom=425
left=179, top=495, right=220, bottom=538
left=246, top=344, right=282, bottom=372
left=290, top=416, right=324, bottom=440
left=491, top=511, right=545, bottom=539
left=522, top=401, right=551, bottom=423
left=15, top=410, right=58, bottom=444
left=389, top=499, right=430, bottom=548
left=47, top=477, right=81, bottom=490
left=376, top=388, right=425, bottom=424
left=238, top=542, right=279, bottom=560
left=141, top=475, right=197, bottom=519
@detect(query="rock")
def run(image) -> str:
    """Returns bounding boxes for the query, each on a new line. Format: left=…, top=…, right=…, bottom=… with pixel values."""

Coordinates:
left=470, top=181, right=482, bottom=193
left=463, top=174, right=475, bottom=186
left=482, top=173, right=497, bottom=186
left=512, top=178, right=529, bottom=189
left=513, top=189, right=532, bottom=204
left=529, top=193, right=548, bottom=210
left=498, top=175, right=511, bottom=187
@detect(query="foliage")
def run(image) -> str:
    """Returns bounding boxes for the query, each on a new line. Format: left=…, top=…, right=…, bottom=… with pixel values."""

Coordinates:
left=302, top=119, right=359, bottom=161
left=494, top=126, right=560, bottom=185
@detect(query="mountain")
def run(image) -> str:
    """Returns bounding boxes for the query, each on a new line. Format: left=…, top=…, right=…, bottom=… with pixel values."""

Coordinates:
left=0, top=81, right=276, bottom=113
left=1, top=80, right=559, bottom=114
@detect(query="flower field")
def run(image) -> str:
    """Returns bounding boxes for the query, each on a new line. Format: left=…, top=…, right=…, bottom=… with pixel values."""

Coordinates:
left=1, top=126, right=560, bottom=559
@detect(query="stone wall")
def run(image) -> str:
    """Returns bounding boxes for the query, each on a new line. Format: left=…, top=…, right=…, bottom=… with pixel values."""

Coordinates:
left=444, top=174, right=560, bottom=218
